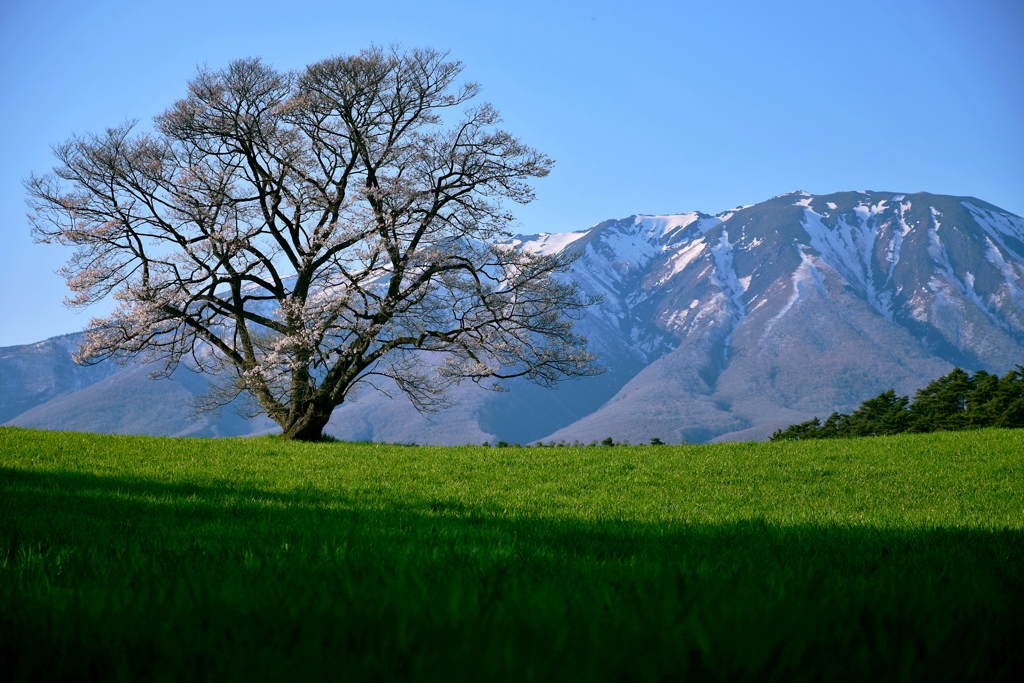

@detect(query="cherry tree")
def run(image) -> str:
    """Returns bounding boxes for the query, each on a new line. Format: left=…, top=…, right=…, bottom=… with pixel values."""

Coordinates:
left=28, top=48, right=596, bottom=440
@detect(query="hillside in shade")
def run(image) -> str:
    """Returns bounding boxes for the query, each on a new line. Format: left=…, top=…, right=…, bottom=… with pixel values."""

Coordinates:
left=4, top=190, right=1023, bottom=443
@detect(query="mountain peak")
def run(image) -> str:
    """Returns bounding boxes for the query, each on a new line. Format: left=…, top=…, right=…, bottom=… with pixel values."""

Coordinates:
left=6, top=190, right=1023, bottom=446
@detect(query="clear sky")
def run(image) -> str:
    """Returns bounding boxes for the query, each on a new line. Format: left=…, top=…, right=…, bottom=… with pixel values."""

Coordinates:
left=1, top=0, right=1021, bottom=346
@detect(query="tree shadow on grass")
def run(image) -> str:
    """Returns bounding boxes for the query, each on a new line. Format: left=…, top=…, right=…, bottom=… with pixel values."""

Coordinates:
left=1, top=466, right=1022, bottom=682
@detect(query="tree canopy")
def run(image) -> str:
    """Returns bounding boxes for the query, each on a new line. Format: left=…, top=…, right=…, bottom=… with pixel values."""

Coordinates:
left=28, top=48, right=598, bottom=440
left=771, top=367, right=1024, bottom=441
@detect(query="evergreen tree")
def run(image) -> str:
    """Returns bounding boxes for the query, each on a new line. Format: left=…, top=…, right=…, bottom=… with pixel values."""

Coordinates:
left=909, top=368, right=972, bottom=432
left=966, top=370, right=1000, bottom=426
left=845, top=390, right=911, bottom=436
left=820, top=412, right=851, bottom=438
left=770, top=417, right=822, bottom=441
left=771, top=365, right=1024, bottom=441
left=993, top=367, right=1024, bottom=428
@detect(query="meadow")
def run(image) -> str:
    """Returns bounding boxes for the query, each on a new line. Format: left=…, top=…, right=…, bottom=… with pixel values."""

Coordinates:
left=1, top=426, right=1022, bottom=681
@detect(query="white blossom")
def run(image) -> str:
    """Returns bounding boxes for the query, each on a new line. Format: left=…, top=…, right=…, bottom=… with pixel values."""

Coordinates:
left=28, top=48, right=597, bottom=440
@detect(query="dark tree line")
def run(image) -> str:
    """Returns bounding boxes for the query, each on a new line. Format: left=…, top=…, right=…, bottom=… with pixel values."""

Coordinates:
left=771, top=367, right=1024, bottom=441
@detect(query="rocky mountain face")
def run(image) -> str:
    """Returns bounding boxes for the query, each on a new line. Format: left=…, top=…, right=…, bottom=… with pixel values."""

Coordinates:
left=4, top=191, right=1023, bottom=443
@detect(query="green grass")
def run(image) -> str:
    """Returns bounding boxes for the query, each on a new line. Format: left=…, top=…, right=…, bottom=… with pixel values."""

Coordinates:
left=1, top=426, right=1022, bottom=682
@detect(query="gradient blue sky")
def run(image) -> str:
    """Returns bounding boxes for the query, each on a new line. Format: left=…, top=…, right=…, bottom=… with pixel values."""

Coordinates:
left=1, top=0, right=1021, bottom=346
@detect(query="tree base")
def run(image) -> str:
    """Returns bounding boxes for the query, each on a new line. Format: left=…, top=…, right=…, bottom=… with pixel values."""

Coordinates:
left=279, top=416, right=331, bottom=442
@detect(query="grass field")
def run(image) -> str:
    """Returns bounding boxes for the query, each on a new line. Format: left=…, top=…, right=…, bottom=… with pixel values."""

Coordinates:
left=1, top=426, right=1022, bottom=681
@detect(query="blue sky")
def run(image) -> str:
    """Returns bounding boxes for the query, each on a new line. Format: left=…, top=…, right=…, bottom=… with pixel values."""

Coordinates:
left=1, top=0, right=1021, bottom=346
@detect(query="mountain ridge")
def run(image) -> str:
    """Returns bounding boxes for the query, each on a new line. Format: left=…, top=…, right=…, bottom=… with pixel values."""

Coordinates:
left=4, top=190, right=1023, bottom=443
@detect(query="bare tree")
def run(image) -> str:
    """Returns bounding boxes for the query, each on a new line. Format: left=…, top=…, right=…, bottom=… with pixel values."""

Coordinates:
left=28, top=47, right=597, bottom=441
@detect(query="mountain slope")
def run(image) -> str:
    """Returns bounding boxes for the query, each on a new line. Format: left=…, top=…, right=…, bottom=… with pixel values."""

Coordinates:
left=545, top=191, right=1023, bottom=443
left=0, top=333, right=118, bottom=423
left=4, top=190, right=1023, bottom=443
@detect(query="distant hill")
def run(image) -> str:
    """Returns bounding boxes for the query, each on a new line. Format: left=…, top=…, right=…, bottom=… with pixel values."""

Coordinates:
left=4, top=190, right=1023, bottom=443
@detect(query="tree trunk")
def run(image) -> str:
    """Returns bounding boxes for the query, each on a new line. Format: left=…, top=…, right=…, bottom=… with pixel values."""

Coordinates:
left=280, top=405, right=333, bottom=441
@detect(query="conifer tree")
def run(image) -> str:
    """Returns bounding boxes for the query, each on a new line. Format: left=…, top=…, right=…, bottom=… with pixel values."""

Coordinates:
left=771, top=366, right=1024, bottom=441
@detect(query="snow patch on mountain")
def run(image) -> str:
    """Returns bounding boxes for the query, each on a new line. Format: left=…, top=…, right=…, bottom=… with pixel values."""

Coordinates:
left=984, top=237, right=1024, bottom=307
left=710, top=230, right=746, bottom=320
left=764, top=247, right=825, bottom=336
left=963, top=202, right=1024, bottom=259
left=659, top=238, right=707, bottom=283
left=505, top=230, right=587, bottom=255
left=926, top=208, right=1017, bottom=336
left=716, top=208, right=746, bottom=223
left=801, top=208, right=891, bottom=319
left=853, top=199, right=890, bottom=220
left=634, top=213, right=702, bottom=240
left=586, top=215, right=701, bottom=272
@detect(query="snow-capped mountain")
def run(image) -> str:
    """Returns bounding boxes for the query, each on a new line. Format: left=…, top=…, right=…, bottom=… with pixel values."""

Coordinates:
left=4, top=190, right=1023, bottom=443
left=535, top=191, right=1024, bottom=443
